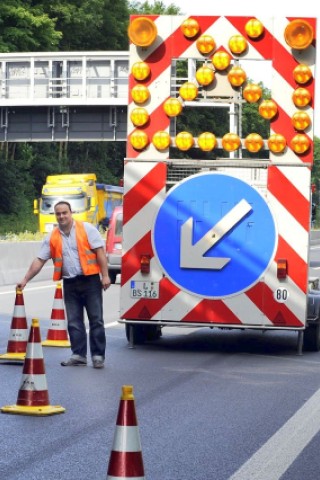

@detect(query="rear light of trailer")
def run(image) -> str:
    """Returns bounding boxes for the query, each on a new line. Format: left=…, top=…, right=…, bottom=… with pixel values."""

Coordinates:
left=140, top=254, right=151, bottom=274
left=277, top=259, right=288, bottom=279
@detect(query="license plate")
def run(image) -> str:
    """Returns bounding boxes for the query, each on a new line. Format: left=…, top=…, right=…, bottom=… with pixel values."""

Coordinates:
left=130, top=281, right=159, bottom=299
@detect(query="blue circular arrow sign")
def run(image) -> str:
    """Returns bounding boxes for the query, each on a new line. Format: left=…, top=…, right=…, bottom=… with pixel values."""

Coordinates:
left=152, top=172, right=277, bottom=298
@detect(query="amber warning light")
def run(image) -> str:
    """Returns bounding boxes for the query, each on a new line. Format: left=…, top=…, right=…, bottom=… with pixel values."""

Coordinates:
left=284, top=19, right=314, bottom=50
left=277, top=259, right=288, bottom=279
left=128, top=17, right=157, bottom=47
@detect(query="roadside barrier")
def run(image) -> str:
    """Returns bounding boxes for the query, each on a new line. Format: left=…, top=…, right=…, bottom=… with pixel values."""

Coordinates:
left=0, top=288, right=28, bottom=363
left=1, top=318, right=65, bottom=416
left=42, top=282, right=70, bottom=348
left=107, top=385, right=145, bottom=479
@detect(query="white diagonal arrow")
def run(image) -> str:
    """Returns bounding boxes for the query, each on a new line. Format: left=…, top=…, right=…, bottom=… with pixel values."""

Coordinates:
left=180, top=199, right=253, bottom=269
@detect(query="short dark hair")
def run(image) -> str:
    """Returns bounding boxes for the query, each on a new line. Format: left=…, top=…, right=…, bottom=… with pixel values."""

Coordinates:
left=54, top=201, right=72, bottom=212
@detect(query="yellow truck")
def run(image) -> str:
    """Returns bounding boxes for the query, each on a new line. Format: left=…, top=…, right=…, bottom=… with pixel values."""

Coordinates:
left=34, top=173, right=106, bottom=233
left=96, top=183, right=124, bottom=230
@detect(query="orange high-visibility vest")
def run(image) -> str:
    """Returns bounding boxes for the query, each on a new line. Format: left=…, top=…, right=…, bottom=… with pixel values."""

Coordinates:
left=50, top=221, right=100, bottom=281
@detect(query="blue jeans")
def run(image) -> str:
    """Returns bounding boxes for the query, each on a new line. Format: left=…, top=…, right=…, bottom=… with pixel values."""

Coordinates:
left=63, top=274, right=106, bottom=360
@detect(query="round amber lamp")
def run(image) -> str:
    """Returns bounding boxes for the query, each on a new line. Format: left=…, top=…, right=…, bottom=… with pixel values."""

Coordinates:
left=131, top=62, right=150, bottom=81
left=175, top=132, right=194, bottom=151
left=243, top=83, right=262, bottom=103
left=259, top=99, right=278, bottom=120
left=179, top=81, right=198, bottom=101
left=130, top=107, right=149, bottom=127
left=222, top=133, right=241, bottom=152
left=292, top=111, right=311, bottom=131
left=293, top=64, right=313, bottom=84
left=196, top=35, right=216, bottom=55
left=197, top=132, right=217, bottom=151
left=131, top=84, right=150, bottom=104
left=196, top=66, right=215, bottom=86
left=228, top=66, right=247, bottom=87
left=128, top=17, right=158, bottom=47
left=130, top=130, right=149, bottom=150
left=292, top=87, right=312, bottom=107
left=181, top=18, right=200, bottom=38
left=245, top=19, right=264, bottom=38
left=228, top=35, right=248, bottom=55
left=163, top=98, right=183, bottom=117
left=290, top=134, right=310, bottom=154
left=268, top=134, right=287, bottom=153
left=284, top=19, right=314, bottom=50
left=152, top=131, right=171, bottom=150
left=244, top=133, right=264, bottom=153
left=212, top=51, right=231, bottom=71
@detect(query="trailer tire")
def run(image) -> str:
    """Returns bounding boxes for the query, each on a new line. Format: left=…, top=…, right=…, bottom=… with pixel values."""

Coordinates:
left=125, top=324, right=147, bottom=344
left=125, top=324, right=162, bottom=344
left=303, top=322, right=320, bottom=352
left=145, top=325, right=162, bottom=341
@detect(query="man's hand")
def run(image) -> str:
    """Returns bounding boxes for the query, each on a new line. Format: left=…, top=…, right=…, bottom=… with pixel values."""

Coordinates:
left=101, top=274, right=111, bottom=290
left=16, top=280, right=27, bottom=291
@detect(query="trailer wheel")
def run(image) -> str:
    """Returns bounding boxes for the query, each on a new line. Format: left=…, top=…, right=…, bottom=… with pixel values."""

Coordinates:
left=125, top=324, right=162, bottom=345
left=303, top=323, right=320, bottom=352
left=145, top=325, right=162, bottom=341
left=125, top=324, right=147, bottom=345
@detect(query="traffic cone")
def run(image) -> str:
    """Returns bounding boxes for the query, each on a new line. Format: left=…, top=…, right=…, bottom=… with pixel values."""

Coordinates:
left=42, top=283, right=70, bottom=347
left=107, top=385, right=145, bottom=479
left=0, top=288, right=28, bottom=363
left=1, top=318, right=65, bottom=416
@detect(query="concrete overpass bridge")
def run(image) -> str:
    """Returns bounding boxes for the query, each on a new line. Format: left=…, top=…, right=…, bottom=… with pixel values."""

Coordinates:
left=0, top=50, right=240, bottom=143
left=0, top=51, right=129, bottom=142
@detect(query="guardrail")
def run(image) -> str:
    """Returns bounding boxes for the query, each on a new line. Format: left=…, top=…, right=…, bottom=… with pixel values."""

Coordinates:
left=0, top=242, right=53, bottom=286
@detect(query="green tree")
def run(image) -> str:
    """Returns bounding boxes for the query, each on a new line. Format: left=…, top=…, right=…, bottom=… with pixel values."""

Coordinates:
left=129, top=0, right=181, bottom=14
left=312, top=136, right=320, bottom=195
left=44, top=0, right=129, bottom=50
left=0, top=1, right=62, bottom=52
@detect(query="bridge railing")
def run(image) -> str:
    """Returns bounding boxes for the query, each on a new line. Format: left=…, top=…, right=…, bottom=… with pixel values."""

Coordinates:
left=0, top=51, right=129, bottom=107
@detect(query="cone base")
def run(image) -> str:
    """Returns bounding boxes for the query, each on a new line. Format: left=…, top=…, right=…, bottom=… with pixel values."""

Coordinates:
left=1, top=404, right=65, bottom=416
left=107, top=477, right=145, bottom=480
left=42, top=339, right=71, bottom=348
left=0, top=352, right=25, bottom=363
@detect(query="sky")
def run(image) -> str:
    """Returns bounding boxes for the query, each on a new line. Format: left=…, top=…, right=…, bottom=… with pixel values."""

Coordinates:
left=160, top=0, right=320, bottom=137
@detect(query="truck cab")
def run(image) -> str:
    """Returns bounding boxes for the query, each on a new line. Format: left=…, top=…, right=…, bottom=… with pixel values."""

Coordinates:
left=34, top=173, right=101, bottom=233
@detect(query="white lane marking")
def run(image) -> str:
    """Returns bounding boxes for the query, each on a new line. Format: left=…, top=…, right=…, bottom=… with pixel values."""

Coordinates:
left=229, top=388, right=320, bottom=480
left=104, top=322, right=119, bottom=329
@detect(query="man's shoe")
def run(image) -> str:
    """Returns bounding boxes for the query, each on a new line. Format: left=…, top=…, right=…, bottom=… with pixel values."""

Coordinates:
left=61, top=358, right=87, bottom=367
left=93, top=359, right=104, bottom=369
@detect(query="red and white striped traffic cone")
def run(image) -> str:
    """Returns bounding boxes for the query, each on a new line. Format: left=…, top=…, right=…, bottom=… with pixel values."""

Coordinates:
left=0, top=288, right=28, bottom=363
left=42, top=283, right=70, bottom=347
left=107, top=385, right=145, bottom=479
left=1, top=318, right=65, bottom=416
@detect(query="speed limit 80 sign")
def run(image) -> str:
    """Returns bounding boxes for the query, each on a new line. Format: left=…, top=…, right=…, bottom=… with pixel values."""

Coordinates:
left=273, top=288, right=289, bottom=303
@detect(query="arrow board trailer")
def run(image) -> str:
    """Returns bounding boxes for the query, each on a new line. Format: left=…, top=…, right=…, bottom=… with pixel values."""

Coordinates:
left=120, top=14, right=320, bottom=353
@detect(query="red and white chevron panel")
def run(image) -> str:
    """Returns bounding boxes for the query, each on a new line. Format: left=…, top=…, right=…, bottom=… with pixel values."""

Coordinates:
left=121, top=16, right=316, bottom=329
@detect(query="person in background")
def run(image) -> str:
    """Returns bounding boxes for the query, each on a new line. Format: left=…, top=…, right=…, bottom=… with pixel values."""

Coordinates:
left=16, top=201, right=110, bottom=369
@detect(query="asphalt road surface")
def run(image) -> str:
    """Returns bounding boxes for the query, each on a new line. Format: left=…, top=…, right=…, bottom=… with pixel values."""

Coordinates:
left=1, top=278, right=320, bottom=479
